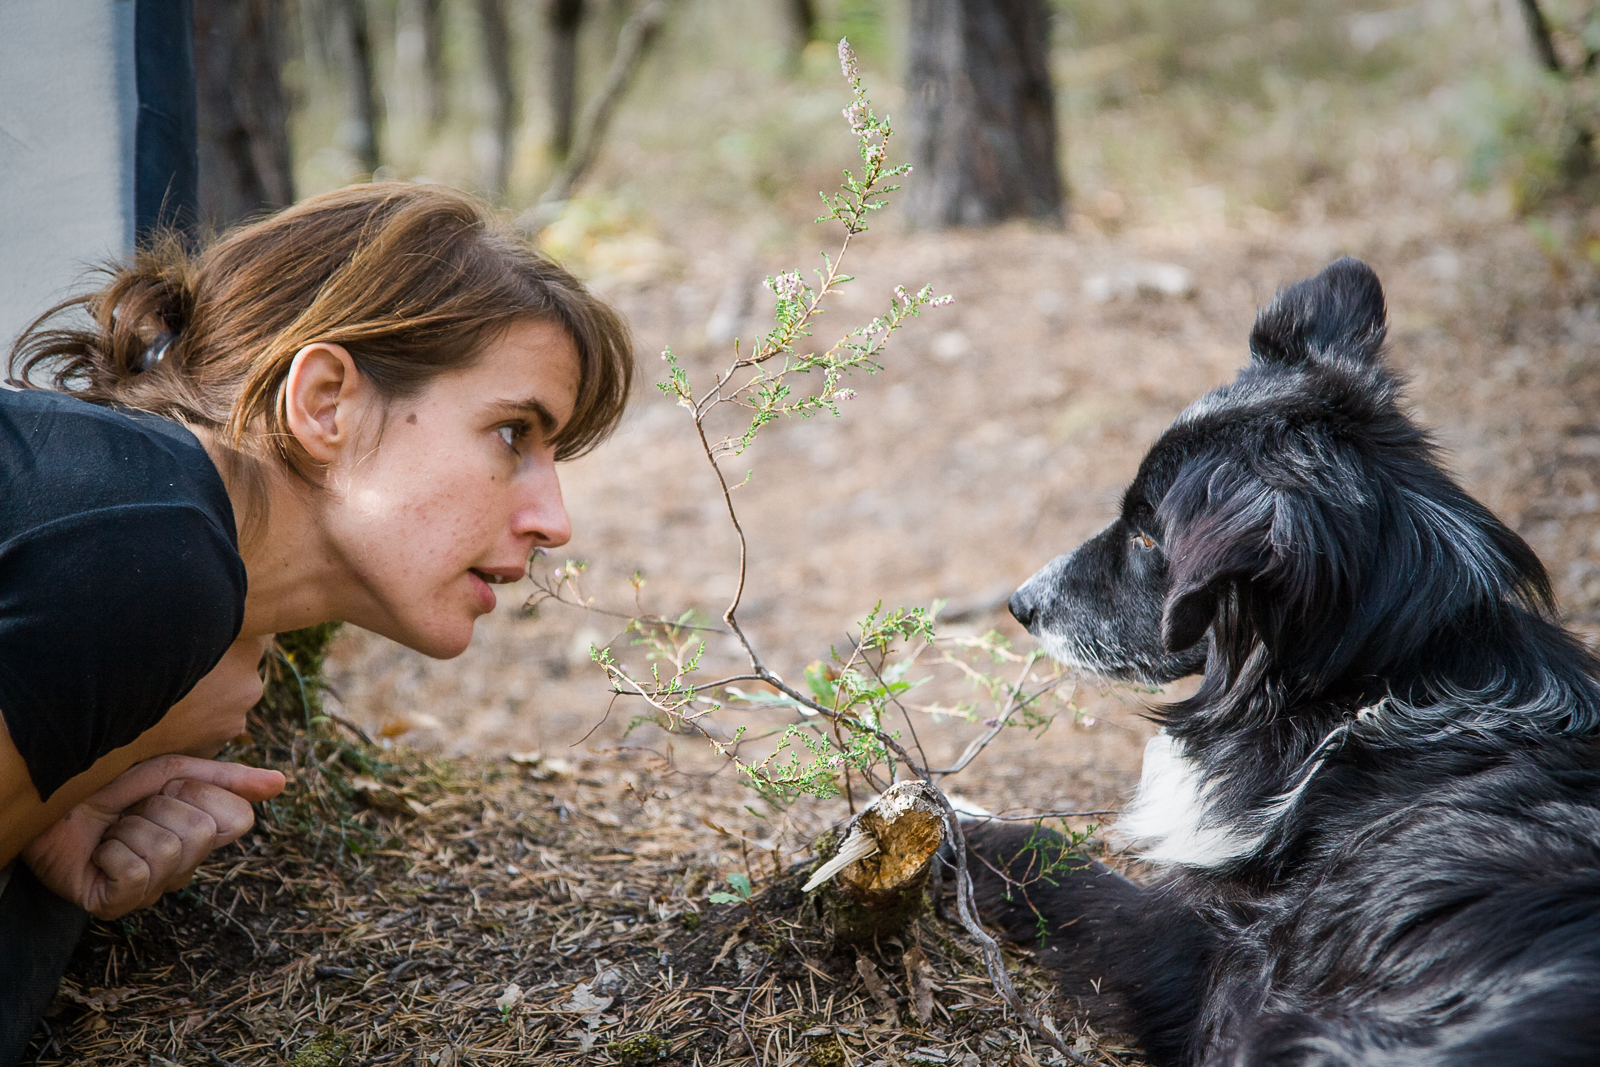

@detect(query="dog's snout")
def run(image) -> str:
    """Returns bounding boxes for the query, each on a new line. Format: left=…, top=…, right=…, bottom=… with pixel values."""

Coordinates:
left=1008, top=590, right=1036, bottom=630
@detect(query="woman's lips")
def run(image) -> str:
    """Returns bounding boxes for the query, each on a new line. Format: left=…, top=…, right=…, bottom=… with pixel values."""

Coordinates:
left=467, top=569, right=497, bottom=613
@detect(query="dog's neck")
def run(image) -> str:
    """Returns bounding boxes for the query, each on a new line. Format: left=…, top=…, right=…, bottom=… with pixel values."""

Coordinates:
left=1122, top=606, right=1600, bottom=873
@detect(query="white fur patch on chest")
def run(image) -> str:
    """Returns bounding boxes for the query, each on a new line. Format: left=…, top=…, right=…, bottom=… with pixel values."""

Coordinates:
left=1116, top=731, right=1262, bottom=869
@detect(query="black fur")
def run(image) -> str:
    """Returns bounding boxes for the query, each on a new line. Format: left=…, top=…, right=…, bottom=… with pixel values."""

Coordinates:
left=980, top=259, right=1600, bottom=1065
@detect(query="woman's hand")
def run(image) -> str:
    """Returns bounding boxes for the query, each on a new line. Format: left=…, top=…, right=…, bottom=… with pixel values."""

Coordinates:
left=20, top=755, right=286, bottom=919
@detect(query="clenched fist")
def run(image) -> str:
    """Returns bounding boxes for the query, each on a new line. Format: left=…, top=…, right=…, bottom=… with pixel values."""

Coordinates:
left=20, top=755, right=286, bottom=919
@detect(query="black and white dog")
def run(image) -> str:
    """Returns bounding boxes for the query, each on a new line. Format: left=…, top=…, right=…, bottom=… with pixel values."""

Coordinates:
left=968, top=259, right=1600, bottom=1066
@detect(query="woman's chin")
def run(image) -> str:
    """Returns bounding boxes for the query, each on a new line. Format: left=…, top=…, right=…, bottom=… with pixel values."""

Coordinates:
left=384, top=619, right=475, bottom=660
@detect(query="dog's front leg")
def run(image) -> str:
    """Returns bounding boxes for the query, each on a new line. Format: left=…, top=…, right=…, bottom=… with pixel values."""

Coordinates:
left=964, top=821, right=1213, bottom=1066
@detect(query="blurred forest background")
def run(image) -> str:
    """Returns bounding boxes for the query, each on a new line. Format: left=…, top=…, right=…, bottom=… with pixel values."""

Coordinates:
left=207, top=0, right=1600, bottom=820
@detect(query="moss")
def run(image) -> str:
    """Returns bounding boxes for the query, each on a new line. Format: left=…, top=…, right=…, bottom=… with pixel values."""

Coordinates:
left=608, top=1032, right=670, bottom=1065
left=256, top=622, right=343, bottom=726
left=819, top=881, right=927, bottom=945
left=805, top=1039, right=848, bottom=1067
left=289, top=1028, right=349, bottom=1067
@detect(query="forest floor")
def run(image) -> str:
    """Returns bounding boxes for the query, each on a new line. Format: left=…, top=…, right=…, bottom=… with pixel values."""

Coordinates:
left=32, top=159, right=1600, bottom=1065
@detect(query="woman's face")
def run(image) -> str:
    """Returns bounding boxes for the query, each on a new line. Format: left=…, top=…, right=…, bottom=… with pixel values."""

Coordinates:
left=323, top=318, right=579, bottom=658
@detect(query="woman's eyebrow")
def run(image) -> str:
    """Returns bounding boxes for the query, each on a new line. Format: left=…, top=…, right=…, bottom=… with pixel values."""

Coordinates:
left=490, top=397, right=560, bottom=434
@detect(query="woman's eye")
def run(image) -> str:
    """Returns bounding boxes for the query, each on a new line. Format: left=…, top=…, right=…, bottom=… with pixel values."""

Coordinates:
left=1132, top=531, right=1157, bottom=550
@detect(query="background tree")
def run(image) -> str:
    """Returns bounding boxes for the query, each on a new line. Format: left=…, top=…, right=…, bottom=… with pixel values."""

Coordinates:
left=418, top=0, right=448, bottom=132
left=548, top=0, right=586, bottom=160
left=476, top=0, right=518, bottom=195
left=337, top=0, right=383, bottom=174
left=193, top=0, right=295, bottom=229
left=1515, top=0, right=1597, bottom=188
left=902, top=0, right=1063, bottom=228
left=786, top=0, right=818, bottom=69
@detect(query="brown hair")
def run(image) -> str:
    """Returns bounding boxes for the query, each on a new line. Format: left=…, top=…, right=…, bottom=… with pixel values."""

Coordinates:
left=8, top=182, right=633, bottom=481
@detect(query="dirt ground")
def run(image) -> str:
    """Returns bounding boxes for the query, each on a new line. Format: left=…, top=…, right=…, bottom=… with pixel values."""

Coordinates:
left=324, top=172, right=1600, bottom=848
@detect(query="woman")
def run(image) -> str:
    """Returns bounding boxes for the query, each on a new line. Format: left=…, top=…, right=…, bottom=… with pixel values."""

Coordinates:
left=0, top=183, right=632, bottom=1056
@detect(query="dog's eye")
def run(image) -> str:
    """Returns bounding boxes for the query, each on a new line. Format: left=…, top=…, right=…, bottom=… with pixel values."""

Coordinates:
left=1132, top=531, right=1157, bottom=551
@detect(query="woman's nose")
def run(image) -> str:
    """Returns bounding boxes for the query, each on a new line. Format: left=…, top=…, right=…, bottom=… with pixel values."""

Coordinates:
left=513, top=465, right=572, bottom=548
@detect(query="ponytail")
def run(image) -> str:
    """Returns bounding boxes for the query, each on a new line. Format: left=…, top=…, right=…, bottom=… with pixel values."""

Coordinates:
left=9, top=231, right=205, bottom=417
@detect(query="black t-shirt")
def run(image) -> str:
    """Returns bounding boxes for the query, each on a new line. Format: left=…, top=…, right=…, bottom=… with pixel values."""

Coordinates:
left=0, top=388, right=246, bottom=800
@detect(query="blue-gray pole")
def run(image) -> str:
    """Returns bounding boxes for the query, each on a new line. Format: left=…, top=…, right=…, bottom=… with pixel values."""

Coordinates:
left=134, top=0, right=198, bottom=241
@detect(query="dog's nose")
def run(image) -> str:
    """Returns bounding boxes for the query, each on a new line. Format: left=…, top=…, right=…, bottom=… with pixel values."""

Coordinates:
left=1008, top=591, right=1035, bottom=630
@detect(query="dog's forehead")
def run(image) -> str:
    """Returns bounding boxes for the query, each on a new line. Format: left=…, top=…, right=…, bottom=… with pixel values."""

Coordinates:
left=1123, top=369, right=1331, bottom=513
left=1170, top=369, right=1318, bottom=430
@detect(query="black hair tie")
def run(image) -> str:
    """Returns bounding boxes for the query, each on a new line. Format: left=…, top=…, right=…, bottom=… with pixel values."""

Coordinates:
left=140, top=331, right=175, bottom=372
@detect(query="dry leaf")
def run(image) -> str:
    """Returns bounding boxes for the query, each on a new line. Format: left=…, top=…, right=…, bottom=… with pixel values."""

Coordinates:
left=904, top=943, right=935, bottom=1025
left=509, top=751, right=574, bottom=781
left=494, top=983, right=523, bottom=1013
left=855, top=955, right=898, bottom=1022
left=60, top=986, right=136, bottom=1012
left=562, top=982, right=614, bottom=1014
left=349, top=775, right=426, bottom=815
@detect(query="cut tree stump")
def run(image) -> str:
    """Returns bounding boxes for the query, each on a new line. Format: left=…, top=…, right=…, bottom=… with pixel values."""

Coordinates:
left=804, top=780, right=948, bottom=944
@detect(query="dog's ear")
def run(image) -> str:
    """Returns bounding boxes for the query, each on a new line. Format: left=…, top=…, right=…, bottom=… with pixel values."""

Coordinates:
left=1250, top=257, right=1387, bottom=369
left=1162, top=580, right=1219, bottom=653
left=1156, top=466, right=1281, bottom=654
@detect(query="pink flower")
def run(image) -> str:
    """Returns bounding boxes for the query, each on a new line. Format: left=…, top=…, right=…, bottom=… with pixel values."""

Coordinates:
left=838, top=38, right=860, bottom=82
left=765, top=271, right=805, bottom=302
left=844, top=100, right=869, bottom=136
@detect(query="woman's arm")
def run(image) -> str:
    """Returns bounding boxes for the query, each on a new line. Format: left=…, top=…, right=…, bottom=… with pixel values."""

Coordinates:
left=0, top=636, right=284, bottom=915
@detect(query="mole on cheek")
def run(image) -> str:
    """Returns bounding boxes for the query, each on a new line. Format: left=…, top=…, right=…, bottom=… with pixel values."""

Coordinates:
left=406, top=413, right=418, bottom=425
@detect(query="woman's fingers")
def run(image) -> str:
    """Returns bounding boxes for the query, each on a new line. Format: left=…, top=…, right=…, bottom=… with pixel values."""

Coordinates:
left=82, top=756, right=287, bottom=818
left=159, top=780, right=257, bottom=845
left=124, top=794, right=220, bottom=889
left=88, top=830, right=158, bottom=918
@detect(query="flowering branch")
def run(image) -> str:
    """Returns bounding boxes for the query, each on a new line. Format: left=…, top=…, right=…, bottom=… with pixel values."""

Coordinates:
left=532, top=39, right=1101, bottom=1065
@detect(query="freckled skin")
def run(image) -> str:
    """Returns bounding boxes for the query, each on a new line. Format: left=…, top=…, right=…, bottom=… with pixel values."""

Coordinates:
left=319, top=319, right=578, bottom=658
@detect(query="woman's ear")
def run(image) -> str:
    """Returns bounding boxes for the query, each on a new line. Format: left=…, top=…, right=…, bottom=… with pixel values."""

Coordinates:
left=283, top=343, right=366, bottom=467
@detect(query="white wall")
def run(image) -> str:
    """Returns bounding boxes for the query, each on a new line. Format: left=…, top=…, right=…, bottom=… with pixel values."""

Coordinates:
left=0, top=0, right=137, bottom=358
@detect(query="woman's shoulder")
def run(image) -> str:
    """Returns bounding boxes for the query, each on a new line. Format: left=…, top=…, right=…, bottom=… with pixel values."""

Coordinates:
left=0, top=387, right=239, bottom=551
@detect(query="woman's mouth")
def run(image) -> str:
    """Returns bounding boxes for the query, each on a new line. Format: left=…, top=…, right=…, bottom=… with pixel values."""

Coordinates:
left=468, top=569, right=500, bottom=612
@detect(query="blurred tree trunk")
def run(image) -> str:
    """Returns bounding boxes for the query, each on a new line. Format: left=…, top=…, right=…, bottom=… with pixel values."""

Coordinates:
left=338, top=0, right=383, bottom=173
left=786, top=0, right=817, bottom=69
left=903, top=0, right=1063, bottom=228
left=1516, top=0, right=1596, bottom=184
left=419, top=0, right=448, bottom=131
left=548, top=0, right=585, bottom=159
left=476, top=0, right=518, bottom=194
left=517, top=0, right=672, bottom=232
left=193, top=0, right=295, bottom=229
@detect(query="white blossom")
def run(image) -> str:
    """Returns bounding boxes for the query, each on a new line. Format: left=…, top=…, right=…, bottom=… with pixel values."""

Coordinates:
left=764, top=271, right=805, bottom=302
left=845, top=100, right=870, bottom=136
left=838, top=38, right=860, bottom=83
